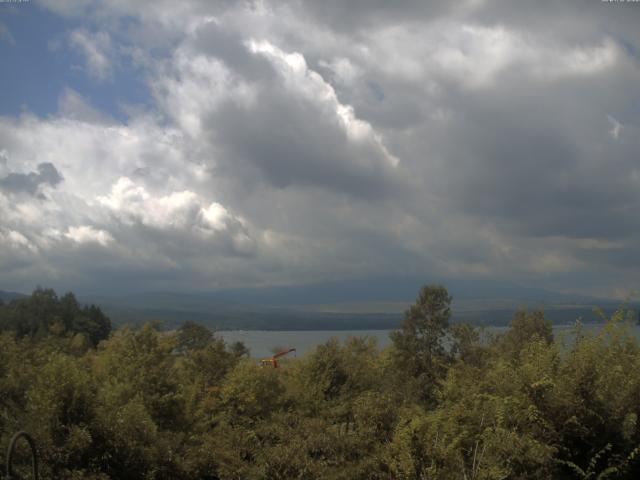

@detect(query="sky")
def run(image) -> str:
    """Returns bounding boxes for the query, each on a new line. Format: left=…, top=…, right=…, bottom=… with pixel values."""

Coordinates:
left=0, top=0, right=639, bottom=299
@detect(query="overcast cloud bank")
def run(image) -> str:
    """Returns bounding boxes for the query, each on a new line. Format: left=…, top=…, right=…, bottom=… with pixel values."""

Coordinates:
left=1, top=0, right=639, bottom=298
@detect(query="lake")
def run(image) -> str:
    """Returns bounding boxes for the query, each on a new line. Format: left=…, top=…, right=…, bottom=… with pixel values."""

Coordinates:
left=219, top=323, right=640, bottom=359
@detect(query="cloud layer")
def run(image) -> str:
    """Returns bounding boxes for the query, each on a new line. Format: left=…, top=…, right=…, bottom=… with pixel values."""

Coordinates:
left=1, top=0, right=640, bottom=297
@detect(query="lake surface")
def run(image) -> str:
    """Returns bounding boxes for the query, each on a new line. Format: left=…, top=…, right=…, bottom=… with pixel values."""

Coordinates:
left=220, top=329, right=393, bottom=359
left=220, top=323, right=640, bottom=359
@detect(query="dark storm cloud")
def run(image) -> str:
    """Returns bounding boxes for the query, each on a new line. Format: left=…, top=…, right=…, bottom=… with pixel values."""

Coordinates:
left=0, top=162, right=63, bottom=197
left=473, top=0, right=640, bottom=43
left=190, top=22, right=276, bottom=81
left=262, top=0, right=640, bottom=293
left=281, top=0, right=462, bottom=32
left=286, top=0, right=640, bottom=42
left=177, top=20, right=408, bottom=200
left=171, top=0, right=640, bottom=294
left=2, top=0, right=640, bottom=298
left=209, top=96, right=404, bottom=200
left=411, top=57, right=640, bottom=241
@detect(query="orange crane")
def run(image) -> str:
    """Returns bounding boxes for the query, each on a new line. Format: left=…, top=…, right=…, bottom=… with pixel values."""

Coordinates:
left=260, top=347, right=296, bottom=368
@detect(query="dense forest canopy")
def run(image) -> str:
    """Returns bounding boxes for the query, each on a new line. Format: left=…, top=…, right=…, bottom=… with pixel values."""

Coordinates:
left=1, top=286, right=640, bottom=479
left=0, top=287, right=111, bottom=346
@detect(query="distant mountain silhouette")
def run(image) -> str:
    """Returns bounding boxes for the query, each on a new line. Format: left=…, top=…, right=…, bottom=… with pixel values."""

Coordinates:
left=76, top=277, right=628, bottom=330
left=0, top=289, right=27, bottom=302
left=186, top=276, right=610, bottom=307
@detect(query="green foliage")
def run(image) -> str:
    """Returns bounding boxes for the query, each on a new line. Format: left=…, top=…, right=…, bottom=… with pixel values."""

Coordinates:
left=177, top=321, right=214, bottom=351
left=390, top=284, right=453, bottom=405
left=3, top=285, right=640, bottom=479
left=0, top=287, right=111, bottom=347
left=496, top=309, right=553, bottom=360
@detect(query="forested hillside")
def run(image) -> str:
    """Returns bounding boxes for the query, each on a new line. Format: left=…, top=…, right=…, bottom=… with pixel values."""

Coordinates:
left=1, top=286, right=640, bottom=479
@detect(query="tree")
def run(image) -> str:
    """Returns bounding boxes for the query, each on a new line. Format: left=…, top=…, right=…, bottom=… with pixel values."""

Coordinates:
left=497, top=310, right=553, bottom=360
left=450, top=322, right=488, bottom=367
left=390, top=284, right=452, bottom=405
left=229, top=340, right=250, bottom=359
left=74, top=305, right=111, bottom=346
left=177, top=321, right=214, bottom=351
left=0, top=288, right=111, bottom=345
left=59, top=292, right=81, bottom=332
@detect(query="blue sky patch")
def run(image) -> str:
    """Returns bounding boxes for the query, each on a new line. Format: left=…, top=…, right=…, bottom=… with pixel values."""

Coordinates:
left=0, top=3, right=151, bottom=122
